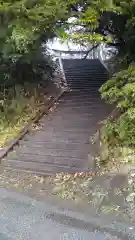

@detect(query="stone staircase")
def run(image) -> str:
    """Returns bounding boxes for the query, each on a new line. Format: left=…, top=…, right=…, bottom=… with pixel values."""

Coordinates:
left=1, top=59, right=112, bottom=175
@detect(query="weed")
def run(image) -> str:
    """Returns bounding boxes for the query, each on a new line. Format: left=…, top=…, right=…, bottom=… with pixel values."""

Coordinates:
left=0, top=84, right=49, bottom=147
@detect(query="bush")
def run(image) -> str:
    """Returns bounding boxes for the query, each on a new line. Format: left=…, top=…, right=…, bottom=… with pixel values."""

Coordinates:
left=100, top=63, right=135, bottom=147
left=0, top=48, right=54, bottom=87
left=0, top=83, right=49, bottom=147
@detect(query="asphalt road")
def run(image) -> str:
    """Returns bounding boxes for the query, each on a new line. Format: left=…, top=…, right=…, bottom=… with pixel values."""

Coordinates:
left=0, top=188, right=134, bottom=240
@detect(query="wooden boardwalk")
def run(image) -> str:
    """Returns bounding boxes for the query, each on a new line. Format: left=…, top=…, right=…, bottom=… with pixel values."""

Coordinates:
left=2, top=59, right=112, bottom=175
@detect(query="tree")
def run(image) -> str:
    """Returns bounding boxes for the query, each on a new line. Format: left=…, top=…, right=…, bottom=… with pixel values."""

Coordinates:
left=58, top=1, right=122, bottom=46
left=0, top=0, right=68, bottom=85
left=0, top=0, right=68, bottom=56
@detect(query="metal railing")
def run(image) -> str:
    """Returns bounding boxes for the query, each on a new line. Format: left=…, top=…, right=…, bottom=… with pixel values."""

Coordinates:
left=51, top=44, right=116, bottom=61
left=51, top=48, right=100, bottom=59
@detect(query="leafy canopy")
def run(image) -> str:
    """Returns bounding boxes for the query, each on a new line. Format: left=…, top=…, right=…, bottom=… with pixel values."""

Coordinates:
left=0, top=0, right=69, bottom=85
left=97, top=1, right=135, bottom=147
left=0, top=0, right=68, bottom=58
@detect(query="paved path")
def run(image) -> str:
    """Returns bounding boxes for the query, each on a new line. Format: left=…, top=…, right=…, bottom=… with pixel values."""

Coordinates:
left=2, top=59, right=112, bottom=175
left=0, top=187, right=134, bottom=240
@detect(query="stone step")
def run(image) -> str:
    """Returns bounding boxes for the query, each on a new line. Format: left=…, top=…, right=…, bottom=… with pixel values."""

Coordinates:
left=64, top=67, right=107, bottom=71
left=65, top=75, right=107, bottom=80
left=65, top=77, right=107, bottom=81
left=56, top=103, right=107, bottom=109
left=50, top=112, right=97, bottom=118
left=64, top=71, right=107, bottom=75
left=66, top=79, right=107, bottom=83
left=66, top=86, right=103, bottom=89
left=60, top=97, right=101, bottom=101
left=66, top=87, right=103, bottom=90
left=64, top=69, right=107, bottom=74
left=55, top=102, right=107, bottom=108
left=60, top=96, right=101, bottom=100
left=63, top=90, right=100, bottom=94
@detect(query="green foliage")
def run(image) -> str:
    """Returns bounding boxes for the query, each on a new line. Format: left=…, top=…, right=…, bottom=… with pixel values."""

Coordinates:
left=59, top=0, right=135, bottom=66
left=0, top=0, right=68, bottom=86
left=0, top=48, right=54, bottom=86
left=90, top=1, right=135, bottom=148
left=60, top=0, right=125, bottom=47
left=0, top=83, right=49, bottom=147
left=0, top=0, right=67, bottom=57
left=100, top=64, right=135, bottom=147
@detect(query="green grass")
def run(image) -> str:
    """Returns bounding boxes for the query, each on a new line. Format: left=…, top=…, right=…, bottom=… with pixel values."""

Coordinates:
left=0, top=83, right=49, bottom=147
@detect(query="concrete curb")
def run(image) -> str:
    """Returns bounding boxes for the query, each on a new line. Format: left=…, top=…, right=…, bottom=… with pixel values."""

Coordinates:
left=0, top=88, right=65, bottom=162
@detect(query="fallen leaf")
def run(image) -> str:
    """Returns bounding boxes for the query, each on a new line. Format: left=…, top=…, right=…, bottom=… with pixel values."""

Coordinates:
left=40, top=177, right=44, bottom=184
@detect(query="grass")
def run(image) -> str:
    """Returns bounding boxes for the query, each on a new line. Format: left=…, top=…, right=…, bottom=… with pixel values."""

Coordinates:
left=0, top=83, right=50, bottom=147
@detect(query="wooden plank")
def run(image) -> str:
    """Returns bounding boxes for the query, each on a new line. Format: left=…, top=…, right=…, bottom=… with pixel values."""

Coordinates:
left=2, top=159, right=88, bottom=173
left=4, top=154, right=87, bottom=168
left=10, top=147, right=89, bottom=159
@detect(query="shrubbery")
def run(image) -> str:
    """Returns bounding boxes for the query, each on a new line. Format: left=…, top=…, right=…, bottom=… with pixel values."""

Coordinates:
left=100, top=64, right=135, bottom=147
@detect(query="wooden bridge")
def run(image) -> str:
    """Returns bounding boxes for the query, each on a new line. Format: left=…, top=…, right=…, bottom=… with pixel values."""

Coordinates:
left=1, top=58, right=112, bottom=175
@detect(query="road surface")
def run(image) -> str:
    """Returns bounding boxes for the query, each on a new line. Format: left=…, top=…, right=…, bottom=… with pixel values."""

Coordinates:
left=0, top=188, right=134, bottom=240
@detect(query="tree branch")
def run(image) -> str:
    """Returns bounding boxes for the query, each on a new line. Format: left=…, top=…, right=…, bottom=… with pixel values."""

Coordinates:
left=83, top=44, right=99, bottom=59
